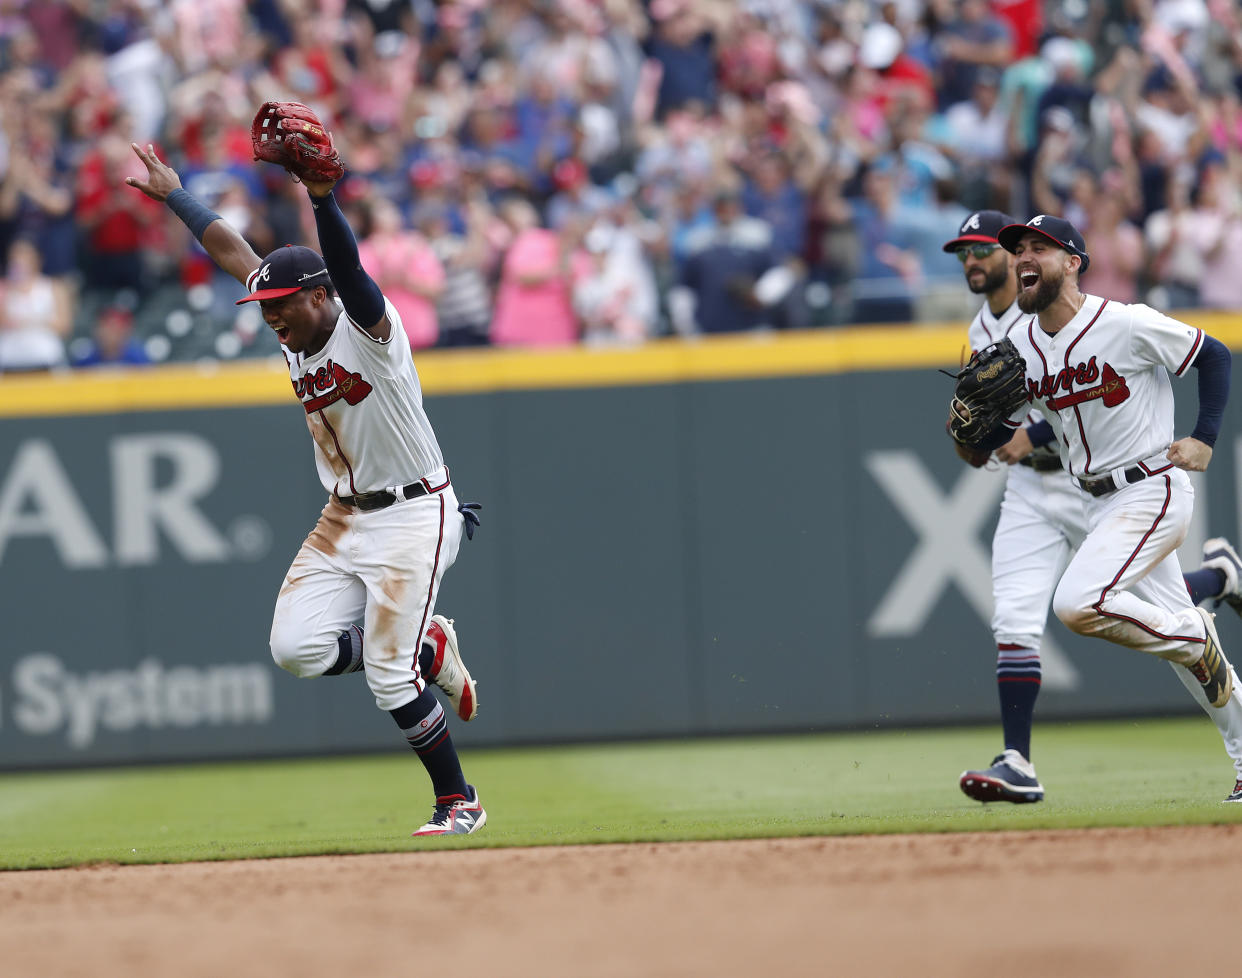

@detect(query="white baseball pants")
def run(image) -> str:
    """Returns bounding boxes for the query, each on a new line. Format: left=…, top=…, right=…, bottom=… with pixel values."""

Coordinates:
left=1052, top=470, right=1204, bottom=663
left=269, top=475, right=462, bottom=712
left=997, top=465, right=1242, bottom=776
left=990, top=466, right=1087, bottom=649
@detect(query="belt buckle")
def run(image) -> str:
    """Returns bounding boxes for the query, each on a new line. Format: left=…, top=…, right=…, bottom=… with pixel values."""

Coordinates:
left=343, top=490, right=378, bottom=511
left=356, top=491, right=383, bottom=511
left=370, top=490, right=398, bottom=511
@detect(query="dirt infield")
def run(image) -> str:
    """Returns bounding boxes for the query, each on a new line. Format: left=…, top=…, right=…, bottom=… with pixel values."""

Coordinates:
left=3, top=825, right=1238, bottom=977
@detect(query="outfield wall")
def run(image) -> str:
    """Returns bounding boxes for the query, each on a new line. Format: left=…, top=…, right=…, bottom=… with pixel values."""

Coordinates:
left=3, top=317, right=1242, bottom=769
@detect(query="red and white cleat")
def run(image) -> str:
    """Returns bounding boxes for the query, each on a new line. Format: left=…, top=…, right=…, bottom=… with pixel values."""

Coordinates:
left=426, top=615, right=478, bottom=722
left=412, top=785, right=487, bottom=836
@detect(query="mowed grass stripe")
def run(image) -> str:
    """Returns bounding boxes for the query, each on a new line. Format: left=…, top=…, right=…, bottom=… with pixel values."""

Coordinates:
left=0, top=718, right=1238, bottom=869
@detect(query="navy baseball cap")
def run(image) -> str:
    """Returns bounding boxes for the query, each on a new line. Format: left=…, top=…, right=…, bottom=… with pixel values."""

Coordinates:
left=998, top=215, right=1090, bottom=274
left=941, top=210, right=1015, bottom=252
left=236, top=245, right=331, bottom=304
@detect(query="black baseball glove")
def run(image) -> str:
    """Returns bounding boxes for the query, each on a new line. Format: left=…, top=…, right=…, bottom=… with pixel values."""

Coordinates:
left=946, top=338, right=1029, bottom=448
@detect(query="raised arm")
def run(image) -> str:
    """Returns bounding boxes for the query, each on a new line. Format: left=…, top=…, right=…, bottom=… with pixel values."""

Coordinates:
left=125, top=143, right=262, bottom=286
left=303, top=183, right=389, bottom=340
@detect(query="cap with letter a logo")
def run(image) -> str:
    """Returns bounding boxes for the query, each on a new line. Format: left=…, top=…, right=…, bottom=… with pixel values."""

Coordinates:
left=236, top=245, right=332, bottom=303
left=998, top=215, right=1091, bottom=274
left=941, top=210, right=1016, bottom=252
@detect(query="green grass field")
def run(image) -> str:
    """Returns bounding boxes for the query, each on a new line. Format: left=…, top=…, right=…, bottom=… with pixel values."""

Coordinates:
left=2, top=717, right=1239, bottom=870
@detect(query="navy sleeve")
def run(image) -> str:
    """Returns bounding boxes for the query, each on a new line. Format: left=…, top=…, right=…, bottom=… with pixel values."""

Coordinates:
left=1189, top=335, right=1231, bottom=447
left=973, top=424, right=1016, bottom=452
left=310, top=190, right=386, bottom=330
left=1025, top=419, right=1055, bottom=447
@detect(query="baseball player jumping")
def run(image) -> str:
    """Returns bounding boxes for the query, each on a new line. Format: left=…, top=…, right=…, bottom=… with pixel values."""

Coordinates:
left=123, top=115, right=485, bottom=836
left=946, top=211, right=1242, bottom=805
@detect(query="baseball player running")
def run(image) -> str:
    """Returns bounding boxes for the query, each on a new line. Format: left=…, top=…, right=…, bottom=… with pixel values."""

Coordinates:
left=124, top=127, right=485, bottom=836
left=960, top=213, right=1242, bottom=800
left=946, top=211, right=1242, bottom=805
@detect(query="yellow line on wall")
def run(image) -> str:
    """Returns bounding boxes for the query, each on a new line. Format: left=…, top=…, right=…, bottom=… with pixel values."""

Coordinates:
left=5, top=313, right=1242, bottom=418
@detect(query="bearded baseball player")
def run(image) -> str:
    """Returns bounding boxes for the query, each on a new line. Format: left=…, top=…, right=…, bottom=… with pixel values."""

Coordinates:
left=947, top=212, right=1242, bottom=805
left=123, top=107, right=486, bottom=836
left=960, top=213, right=1242, bottom=801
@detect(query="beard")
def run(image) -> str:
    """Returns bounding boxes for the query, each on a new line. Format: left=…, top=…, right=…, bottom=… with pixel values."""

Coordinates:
left=1016, top=266, right=1064, bottom=313
left=968, top=262, right=1010, bottom=295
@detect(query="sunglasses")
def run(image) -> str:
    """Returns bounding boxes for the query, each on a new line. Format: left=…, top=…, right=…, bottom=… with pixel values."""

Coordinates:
left=955, top=244, right=1000, bottom=262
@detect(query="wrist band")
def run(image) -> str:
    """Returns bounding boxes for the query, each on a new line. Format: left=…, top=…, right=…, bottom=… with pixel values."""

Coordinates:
left=166, top=188, right=221, bottom=243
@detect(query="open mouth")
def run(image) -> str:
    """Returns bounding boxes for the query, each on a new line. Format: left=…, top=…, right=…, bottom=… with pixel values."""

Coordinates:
left=1019, top=270, right=1039, bottom=290
left=273, top=325, right=291, bottom=344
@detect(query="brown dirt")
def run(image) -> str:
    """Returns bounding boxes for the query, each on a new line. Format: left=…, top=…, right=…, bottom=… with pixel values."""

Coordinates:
left=2, top=826, right=1238, bottom=977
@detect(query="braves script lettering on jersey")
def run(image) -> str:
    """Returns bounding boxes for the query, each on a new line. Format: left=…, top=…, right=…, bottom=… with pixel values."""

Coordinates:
left=1004, top=297, right=1202, bottom=478
left=295, top=360, right=372, bottom=411
left=248, top=264, right=447, bottom=499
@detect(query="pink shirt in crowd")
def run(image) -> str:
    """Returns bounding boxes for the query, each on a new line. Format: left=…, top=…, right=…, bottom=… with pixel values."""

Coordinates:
left=490, top=229, right=587, bottom=346
left=357, top=233, right=445, bottom=349
left=1079, top=223, right=1143, bottom=305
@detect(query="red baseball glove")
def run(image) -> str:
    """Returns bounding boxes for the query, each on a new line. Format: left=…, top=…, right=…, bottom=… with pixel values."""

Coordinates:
left=250, top=101, right=345, bottom=183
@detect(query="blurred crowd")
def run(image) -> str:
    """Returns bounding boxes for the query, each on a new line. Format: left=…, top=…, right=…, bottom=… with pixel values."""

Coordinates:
left=1, top=0, right=1242, bottom=370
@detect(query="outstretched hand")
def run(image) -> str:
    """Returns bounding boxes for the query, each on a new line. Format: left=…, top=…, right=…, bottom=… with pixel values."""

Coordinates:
left=125, top=143, right=182, bottom=202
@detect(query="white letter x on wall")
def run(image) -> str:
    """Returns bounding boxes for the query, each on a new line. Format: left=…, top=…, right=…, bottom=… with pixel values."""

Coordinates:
left=863, top=451, right=1079, bottom=690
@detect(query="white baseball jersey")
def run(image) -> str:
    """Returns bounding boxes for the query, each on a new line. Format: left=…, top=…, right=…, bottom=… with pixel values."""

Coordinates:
left=1003, top=295, right=1203, bottom=477
left=281, top=298, right=444, bottom=496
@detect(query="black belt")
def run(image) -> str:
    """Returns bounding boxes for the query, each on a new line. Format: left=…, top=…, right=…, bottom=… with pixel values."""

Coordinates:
left=335, top=481, right=429, bottom=512
left=1020, top=455, right=1063, bottom=473
left=1077, top=466, right=1147, bottom=497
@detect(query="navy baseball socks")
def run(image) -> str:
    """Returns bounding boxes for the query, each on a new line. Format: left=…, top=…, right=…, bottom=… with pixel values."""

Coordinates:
left=321, top=623, right=486, bottom=834
left=323, top=620, right=479, bottom=721
left=324, top=625, right=365, bottom=674
left=391, top=690, right=487, bottom=836
left=1196, top=537, right=1242, bottom=617
left=996, top=644, right=1040, bottom=762
left=959, top=644, right=1043, bottom=803
left=1185, top=567, right=1227, bottom=606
